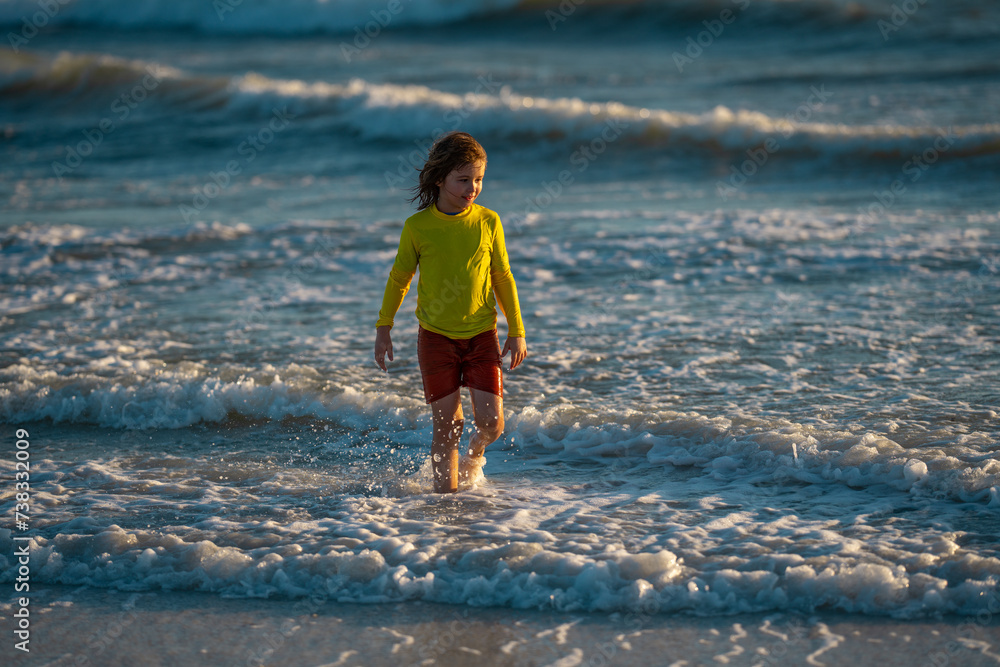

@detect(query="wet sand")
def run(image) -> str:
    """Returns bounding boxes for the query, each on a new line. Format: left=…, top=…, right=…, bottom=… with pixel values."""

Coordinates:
left=3, top=585, right=999, bottom=666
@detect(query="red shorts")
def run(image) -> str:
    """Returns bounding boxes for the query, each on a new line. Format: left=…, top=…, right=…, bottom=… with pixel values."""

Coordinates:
left=417, top=327, right=503, bottom=404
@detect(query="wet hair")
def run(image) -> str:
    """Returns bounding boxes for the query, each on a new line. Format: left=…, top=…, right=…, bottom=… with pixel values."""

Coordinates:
left=409, top=131, right=487, bottom=210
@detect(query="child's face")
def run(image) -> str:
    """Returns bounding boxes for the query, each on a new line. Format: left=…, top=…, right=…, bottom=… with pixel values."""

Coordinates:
left=436, top=161, right=485, bottom=213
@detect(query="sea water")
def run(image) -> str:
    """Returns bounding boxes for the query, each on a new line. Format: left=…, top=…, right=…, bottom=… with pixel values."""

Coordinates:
left=1, top=0, right=999, bottom=623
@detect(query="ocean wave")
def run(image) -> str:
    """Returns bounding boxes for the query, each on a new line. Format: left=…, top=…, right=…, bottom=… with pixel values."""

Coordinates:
left=2, top=518, right=997, bottom=617
left=5, top=51, right=1000, bottom=163
left=0, top=416, right=997, bottom=617
left=1, top=219, right=255, bottom=252
left=214, top=75, right=1000, bottom=162
left=2, top=358, right=997, bottom=505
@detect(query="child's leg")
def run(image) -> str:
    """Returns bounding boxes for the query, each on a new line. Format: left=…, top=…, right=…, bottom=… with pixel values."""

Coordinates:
left=430, top=389, right=463, bottom=493
left=467, top=387, right=504, bottom=458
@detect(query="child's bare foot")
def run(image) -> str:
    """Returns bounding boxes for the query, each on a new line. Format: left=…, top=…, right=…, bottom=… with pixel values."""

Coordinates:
left=458, top=454, right=486, bottom=487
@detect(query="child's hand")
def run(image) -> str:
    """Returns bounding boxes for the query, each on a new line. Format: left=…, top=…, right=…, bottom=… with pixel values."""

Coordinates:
left=374, top=326, right=393, bottom=371
left=502, top=336, right=527, bottom=371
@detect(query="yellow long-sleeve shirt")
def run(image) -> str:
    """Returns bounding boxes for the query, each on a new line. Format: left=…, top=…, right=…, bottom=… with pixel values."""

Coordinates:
left=376, top=203, right=525, bottom=339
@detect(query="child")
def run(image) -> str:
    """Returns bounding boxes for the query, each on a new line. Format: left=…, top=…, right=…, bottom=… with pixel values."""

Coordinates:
left=374, top=131, right=527, bottom=494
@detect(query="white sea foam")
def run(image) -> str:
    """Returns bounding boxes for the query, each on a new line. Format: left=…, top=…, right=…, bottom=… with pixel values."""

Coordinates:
left=1, top=434, right=997, bottom=618
left=4, top=50, right=999, bottom=161
left=213, top=74, right=1000, bottom=160
left=4, top=349, right=996, bottom=503
left=2, top=210, right=996, bottom=510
